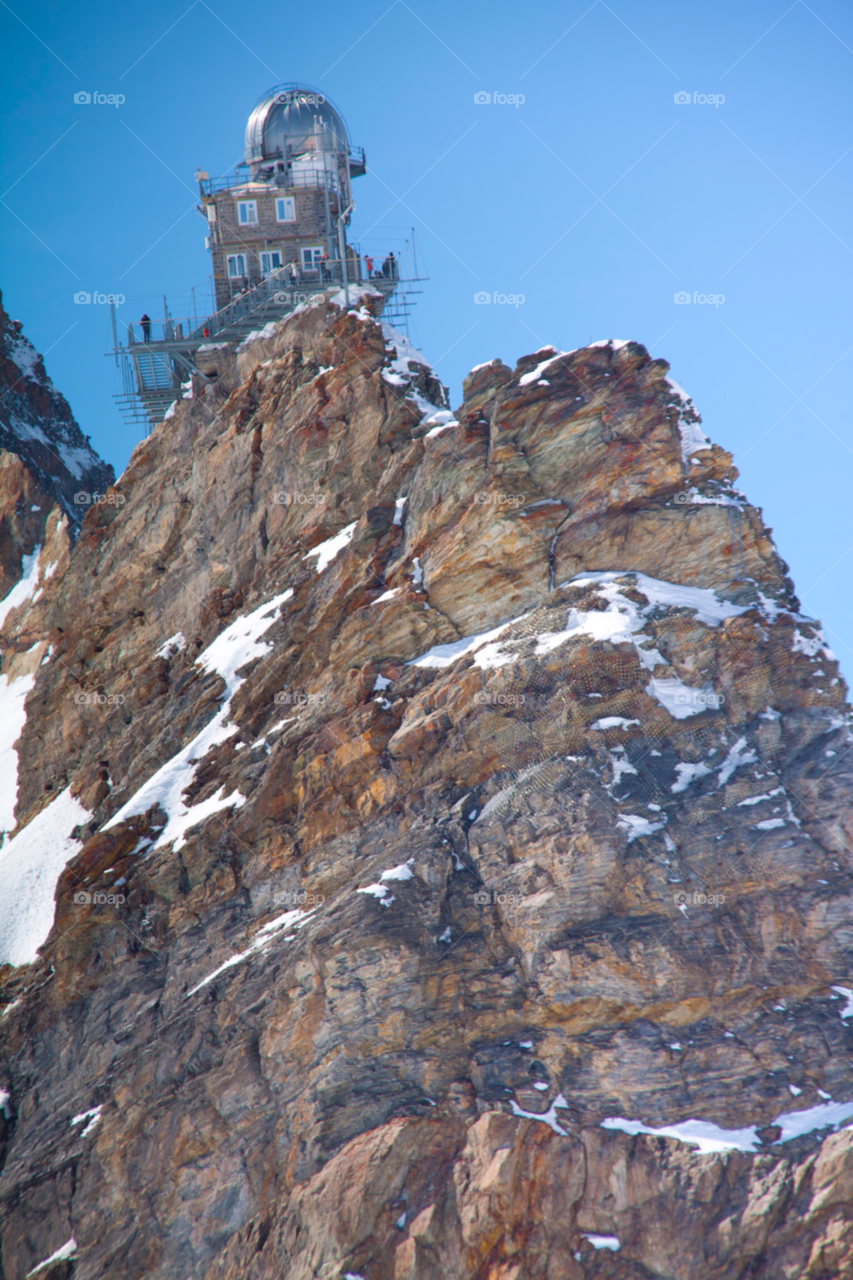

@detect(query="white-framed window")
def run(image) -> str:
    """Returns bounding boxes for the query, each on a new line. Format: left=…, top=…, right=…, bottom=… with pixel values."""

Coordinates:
left=237, top=199, right=258, bottom=226
left=275, top=196, right=296, bottom=223
left=259, top=250, right=283, bottom=277
left=226, top=253, right=247, bottom=279
left=301, top=246, right=323, bottom=269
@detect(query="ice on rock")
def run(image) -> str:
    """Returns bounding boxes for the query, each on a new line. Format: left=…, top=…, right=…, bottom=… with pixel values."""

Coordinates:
left=582, top=1234, right=620, bottom=1251
left=0, top=788, right=92, bottom=966
left=25, top=1240, right=78, bottom=1277
left=832, top=987, right=853, bottom=1019
left=303, top=523, right=356, bottom=574
left=409, top=572, right=739, bottom=725
left=105, top=591, right=293, bottom=853
left=671, top=762, right=712, bottom=793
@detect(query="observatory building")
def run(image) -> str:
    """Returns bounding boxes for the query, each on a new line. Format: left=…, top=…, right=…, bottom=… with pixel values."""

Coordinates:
left=111, top=84, right=419, bottom=431
left=199, top=86, right=369, bottom=309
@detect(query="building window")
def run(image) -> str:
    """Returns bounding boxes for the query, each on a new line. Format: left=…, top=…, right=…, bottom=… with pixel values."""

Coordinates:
left=301, top=246, right=323, bottom=269
left=259, top=250, right=283, bottom=277
left=227, top=253, right=247, bottom=279
left=275, top=196, right=296, bottom=222
left=237, top=200, right=258, bottom=226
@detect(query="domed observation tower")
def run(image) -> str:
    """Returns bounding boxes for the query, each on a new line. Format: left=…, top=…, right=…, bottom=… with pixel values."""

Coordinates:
left=111, top=85, right=420, bottom=434
left=244, top=84, right=366, bottom=187
left=198, top=83, right=371, bottom=310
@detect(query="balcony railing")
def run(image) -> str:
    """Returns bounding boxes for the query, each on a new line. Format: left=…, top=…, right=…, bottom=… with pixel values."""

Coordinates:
left=124, top=259, right=399, bottom=347
left=200, top=149, right=364, bottom=196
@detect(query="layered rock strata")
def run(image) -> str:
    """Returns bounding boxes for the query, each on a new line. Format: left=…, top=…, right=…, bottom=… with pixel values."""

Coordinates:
left=0, top=293, right=852, bottom=1280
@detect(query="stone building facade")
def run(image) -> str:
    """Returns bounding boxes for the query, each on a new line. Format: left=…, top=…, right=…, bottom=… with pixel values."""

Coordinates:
left=199, top=85, right=366, bottom=310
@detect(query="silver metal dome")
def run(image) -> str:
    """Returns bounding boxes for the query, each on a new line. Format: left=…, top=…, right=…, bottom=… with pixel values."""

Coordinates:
left=244, top=84, right=350, bottom=166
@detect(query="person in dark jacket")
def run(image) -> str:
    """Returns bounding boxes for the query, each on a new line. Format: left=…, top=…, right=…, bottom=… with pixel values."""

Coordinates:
left=140, top=313, right=151, bottom=341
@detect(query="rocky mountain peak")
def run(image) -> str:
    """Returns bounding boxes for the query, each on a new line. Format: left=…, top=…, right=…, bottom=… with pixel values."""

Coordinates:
left=0, top=289, right=851, bottom=1280
left=0, top=291, right=115, bottom=599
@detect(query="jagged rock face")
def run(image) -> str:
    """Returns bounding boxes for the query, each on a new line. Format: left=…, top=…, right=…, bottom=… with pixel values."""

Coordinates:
left=1, top=295, right=852, bottom=1280
left=0, top=291, right=114, bottom=598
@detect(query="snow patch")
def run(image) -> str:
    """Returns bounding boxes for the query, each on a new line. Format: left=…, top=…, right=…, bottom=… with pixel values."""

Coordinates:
left=609, top=748, right=638, bottom=790
left=8, top=335, right=41, bottom=380
left=409, top=573, right=740, bottom=723
left=425, top=418, right=459, bottom=438
left=0, top=787, right=91, bottom=965
left=56, top=442, right=96, bottom=479
left=510, top=1090, right=570, bottom=1135
left=154, top=632, right=185, bottom=660
left=774, top=1099, right=853, bottom=1142
left=70, top=1104, right=102, bottom=1137
left=236, top=320, right=278, bottom=350
left=617, top=813, right=665, bottom=843
left=357, top=858, right=414, bottom=907
left=738, top=787, right=785, bottom=806
left=303, top=523, right=356, bottom=574
left=717, top=737, right=758, bottom=787
left=408, top=615, right=526, bottom=670
left=105, top=591, right=292, bottom=851
left=25, top=1240, right=77, bottom=1277
left=381, top=321, right=447, bottom=422
left=647, top=677, right=718, bottom=720
left=832, top=986, right=853, bottom=1019
left=582, top=1234, right=620, bottom=1251
left=0, top=670, right=35, bottom=833
left=671, top=762, right=712, bottom=793
left=603, top=1097, right=853, bottom=1154
left=666, top=377, right=710, bottom=461
left=187, top=906, right=316, bottom=995
left=793, top=626, right=835, bottom=661
left=602, top=1115, right=758, bottom=1154
left=0, top=547, right=42, bottom=628
left=518, top=350, right=572, bottom=386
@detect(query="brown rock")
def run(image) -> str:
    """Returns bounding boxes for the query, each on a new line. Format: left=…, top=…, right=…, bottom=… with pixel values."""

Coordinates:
left=1, top=306, right=852, bottom=1280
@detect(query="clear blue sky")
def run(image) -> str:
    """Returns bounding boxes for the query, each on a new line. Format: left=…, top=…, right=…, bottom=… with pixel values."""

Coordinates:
left=1, top=0, right=852, bottom=667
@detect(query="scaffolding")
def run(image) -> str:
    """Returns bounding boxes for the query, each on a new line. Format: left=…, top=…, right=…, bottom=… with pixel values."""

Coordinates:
left=109, top=258, right=425, bottom=433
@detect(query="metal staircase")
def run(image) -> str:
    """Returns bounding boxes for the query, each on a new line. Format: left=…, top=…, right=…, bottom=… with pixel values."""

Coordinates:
left=109, top=264, right=412, bottom=432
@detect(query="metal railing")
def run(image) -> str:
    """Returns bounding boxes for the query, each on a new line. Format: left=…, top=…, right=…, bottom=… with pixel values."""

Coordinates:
left=125, top=260, right=397, bottom=347
left=111, top=245, right=413, bottom=430
left=200, top=149, right=364, bottom=195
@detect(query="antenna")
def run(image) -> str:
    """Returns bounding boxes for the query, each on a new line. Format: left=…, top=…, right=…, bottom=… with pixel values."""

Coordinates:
left=109, top=299, right=118, bottom=367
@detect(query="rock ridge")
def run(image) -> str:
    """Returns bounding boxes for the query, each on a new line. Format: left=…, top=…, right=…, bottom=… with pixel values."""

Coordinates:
left=0, top=291, right=851, bottom=1279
